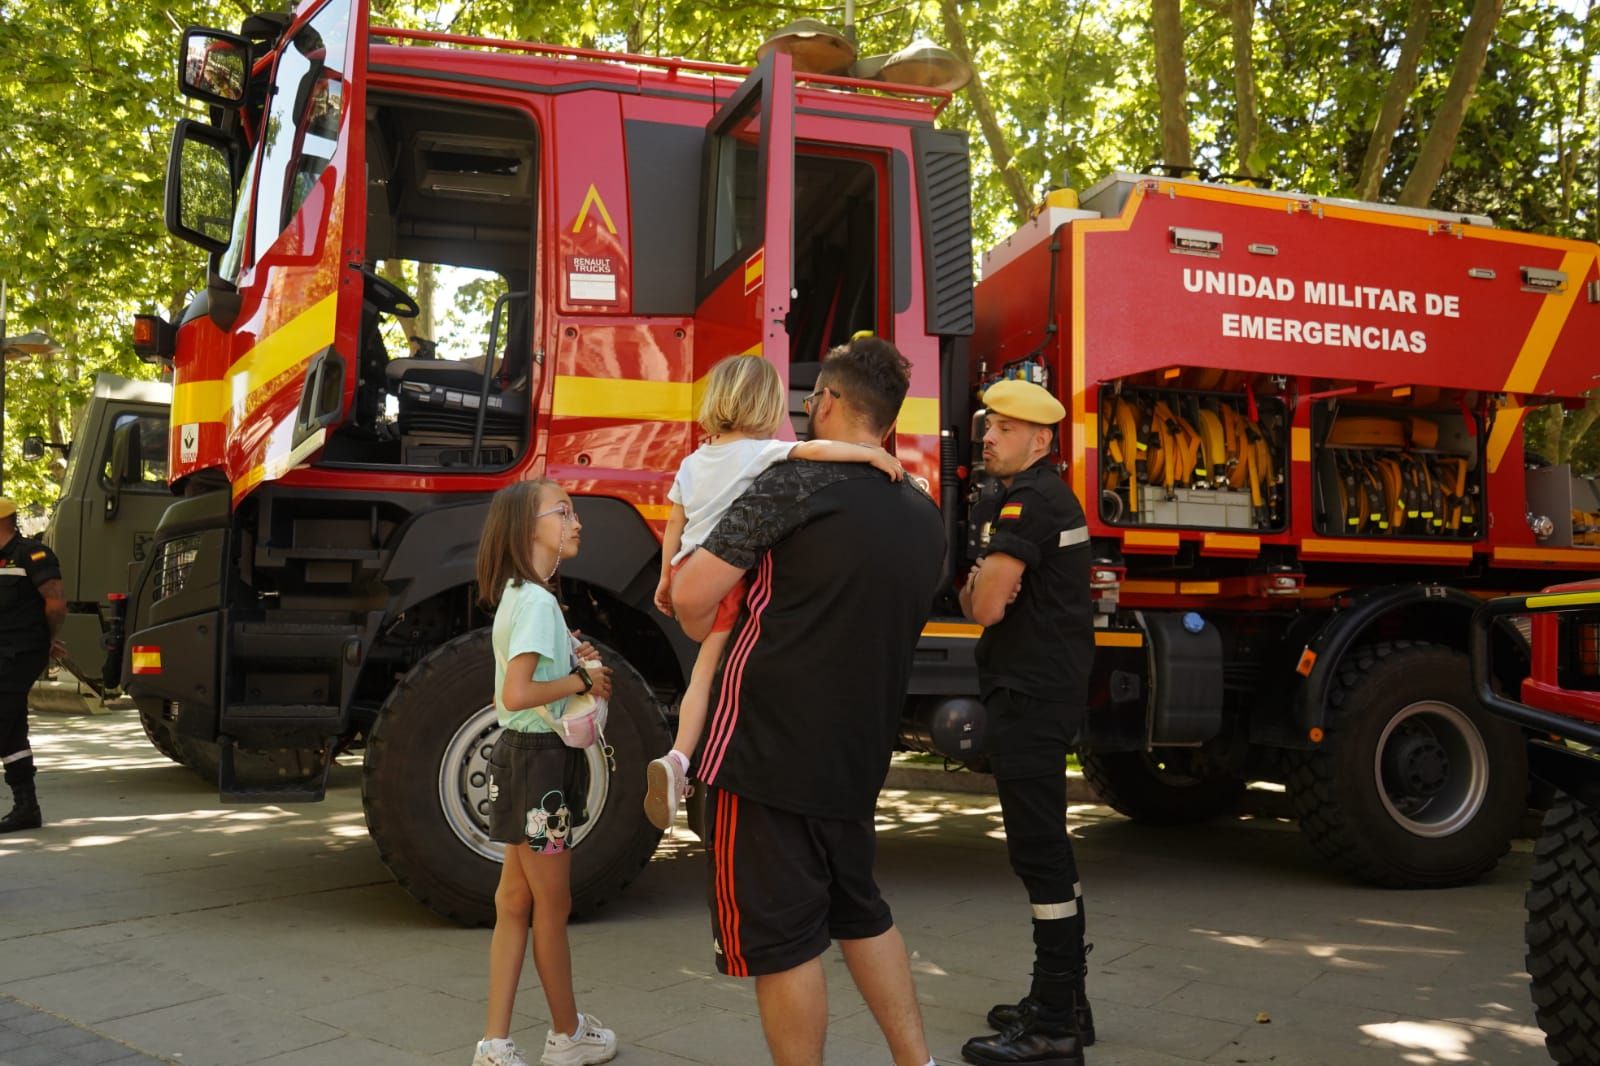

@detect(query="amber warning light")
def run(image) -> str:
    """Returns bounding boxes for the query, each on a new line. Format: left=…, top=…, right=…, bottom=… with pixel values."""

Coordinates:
left=132, top=314, right=176, bottom=364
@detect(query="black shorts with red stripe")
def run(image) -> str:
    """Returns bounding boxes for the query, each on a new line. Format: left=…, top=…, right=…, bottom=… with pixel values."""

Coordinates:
left=706, top=786, right=894, bottom=977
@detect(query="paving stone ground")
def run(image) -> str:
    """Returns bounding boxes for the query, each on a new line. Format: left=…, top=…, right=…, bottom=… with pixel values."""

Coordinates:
left=0, top=993, right=169, bottom=1064
left=0, top=712, right=1550, bottom=1065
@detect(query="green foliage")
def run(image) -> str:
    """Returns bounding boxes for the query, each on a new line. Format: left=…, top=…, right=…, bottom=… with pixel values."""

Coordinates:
left=3, top=0, right=1597, bottom=522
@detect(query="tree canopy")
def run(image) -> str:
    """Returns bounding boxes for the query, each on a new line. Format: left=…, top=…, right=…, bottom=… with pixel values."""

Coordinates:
left=2, top=0, right=1596, bottom=514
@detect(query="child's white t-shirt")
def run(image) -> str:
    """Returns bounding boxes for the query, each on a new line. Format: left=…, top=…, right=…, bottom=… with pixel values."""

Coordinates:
left=669, top=438, right=797, bottom=564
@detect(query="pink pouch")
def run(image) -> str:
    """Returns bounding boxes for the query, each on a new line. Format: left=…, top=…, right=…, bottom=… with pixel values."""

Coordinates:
left=555, top=693, right=608, bottom=748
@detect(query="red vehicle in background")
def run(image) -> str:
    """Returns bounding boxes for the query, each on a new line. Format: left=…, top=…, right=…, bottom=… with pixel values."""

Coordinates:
left=1474, top=582, right=1600, bottom=1065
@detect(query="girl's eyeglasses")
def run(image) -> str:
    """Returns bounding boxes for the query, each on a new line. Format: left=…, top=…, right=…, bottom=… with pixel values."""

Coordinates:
left=537, top=502, right=576, bottom=523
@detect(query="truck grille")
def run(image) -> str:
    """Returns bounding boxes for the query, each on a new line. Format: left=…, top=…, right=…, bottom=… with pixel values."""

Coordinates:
left=154, top=536, right=200, bottom=602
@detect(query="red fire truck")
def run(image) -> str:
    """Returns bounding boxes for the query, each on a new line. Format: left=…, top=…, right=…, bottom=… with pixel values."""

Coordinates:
left=120, top=0, right=1600, bottom=923
left=1474, top=582, right=1600, bottom=1063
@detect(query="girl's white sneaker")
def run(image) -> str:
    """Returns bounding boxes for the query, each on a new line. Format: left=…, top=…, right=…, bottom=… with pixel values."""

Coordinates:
left=540, top=1012, right=617, bottom=1066
left=472, top=1037, right=530, bottom=1066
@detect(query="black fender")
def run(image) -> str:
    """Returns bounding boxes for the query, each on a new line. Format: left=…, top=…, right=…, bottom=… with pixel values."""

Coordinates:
left=380, top=495, right=695, bottom=680
left=1288, top=584, right=1524, bottom=745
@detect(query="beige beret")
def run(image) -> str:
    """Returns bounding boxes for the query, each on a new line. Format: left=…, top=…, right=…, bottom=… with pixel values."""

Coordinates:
left=982, top=379, right=1066, bottom=426
left=0, top=497, right=15, bottom=520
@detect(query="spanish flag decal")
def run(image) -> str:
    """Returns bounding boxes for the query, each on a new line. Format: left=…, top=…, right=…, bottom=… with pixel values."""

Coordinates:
left=29, top=551, right=45, bottom=561
left=130, top=645, right=162, bottom=675
left=999, top=503, right=1024, bottom=520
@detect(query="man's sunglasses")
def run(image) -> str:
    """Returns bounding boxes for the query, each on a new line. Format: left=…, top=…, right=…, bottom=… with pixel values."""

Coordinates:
left=802, top=386, right=840, bottom=414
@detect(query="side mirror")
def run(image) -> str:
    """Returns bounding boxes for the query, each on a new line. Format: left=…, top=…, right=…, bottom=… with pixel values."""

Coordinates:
left=165, top=120, right=237, bottom=255
left=22, top=435, right=46, bottom=462
left=180, top=29, right=250, bottom=109
left=105, top=420, right=143, bottom=520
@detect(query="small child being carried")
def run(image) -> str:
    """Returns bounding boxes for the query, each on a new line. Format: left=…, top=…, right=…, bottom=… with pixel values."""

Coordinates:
left=646, top=354, right=902, bottom=828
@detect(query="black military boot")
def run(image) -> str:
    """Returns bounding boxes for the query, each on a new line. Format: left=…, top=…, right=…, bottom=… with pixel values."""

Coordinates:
left=0, top=783, right=41, bottom=833
left=961, top=1004, right=1085, bottom=1066
left=987, top=962, right=1095, bottom=1046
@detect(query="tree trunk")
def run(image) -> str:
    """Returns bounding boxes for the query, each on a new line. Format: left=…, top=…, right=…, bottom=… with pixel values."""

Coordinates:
left=1397, top=0, right=1505, bottom=208
left=415, top=264, right=436, bottom=343
left=1152, top=0, right=1192, bottom=169
left=1230, top=0, right=1259, bottom=176
left=939, top=0, right=1035, bottom=219
left=1356, top=0, right=1431, bottom=201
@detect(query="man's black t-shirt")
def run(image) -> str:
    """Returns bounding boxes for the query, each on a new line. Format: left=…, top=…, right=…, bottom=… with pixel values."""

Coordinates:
left=0, top=533, right=61, bottom=692
left=974, top=460, right=1094, bottom=704
left=698, top=462, right=945, bottom=821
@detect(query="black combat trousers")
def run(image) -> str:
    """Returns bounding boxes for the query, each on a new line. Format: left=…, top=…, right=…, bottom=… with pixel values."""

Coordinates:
left=987, top=688, right=1087, bottom=985
left=1, top=688, right=34, bottom=789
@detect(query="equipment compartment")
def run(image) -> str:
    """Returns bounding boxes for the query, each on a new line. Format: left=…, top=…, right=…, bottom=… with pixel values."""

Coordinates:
left=1527, top=464, right=1600, bottom=549
left=1098, top=379, right=1287, bottom=531
left=1312, top=398, right=1481, bottom=539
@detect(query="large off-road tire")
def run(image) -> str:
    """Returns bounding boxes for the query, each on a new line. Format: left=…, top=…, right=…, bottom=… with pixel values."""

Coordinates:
left=1526, top=796, right=1600, bottom=1063
left=362, top=629, right=670, bottom=926
left=136, top=700, right=184, bottom=766
left=1079, top=749, right=1246, bottom=825
left=1285, top=641, right=1527, bottom=888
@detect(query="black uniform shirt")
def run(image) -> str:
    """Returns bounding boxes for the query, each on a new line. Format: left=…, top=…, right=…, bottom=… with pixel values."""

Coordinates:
left=0, top=533, right=61, bottom=690
left=698, top=461, right=946, bottom=820
left=974, top=459, right=1094, bottom=703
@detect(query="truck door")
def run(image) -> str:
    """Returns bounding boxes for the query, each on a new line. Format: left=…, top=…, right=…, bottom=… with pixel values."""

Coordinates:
left=220, top=0, right=369, bottom=494
left=694, top=51, right=796, bottom=391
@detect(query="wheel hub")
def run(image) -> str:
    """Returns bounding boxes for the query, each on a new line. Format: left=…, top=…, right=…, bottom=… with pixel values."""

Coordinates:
left=1384, top=732, right=1450, bottom=798
left=1372, top=700, right=1489, bottom=839
left=437, top=704, right=610, bottom=863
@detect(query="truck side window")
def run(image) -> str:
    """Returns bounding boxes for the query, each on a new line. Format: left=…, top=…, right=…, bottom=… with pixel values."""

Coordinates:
left=251, top=0, right=353, bottom=260
left=701, top=103, right=760, bottom=282
left=100, top=413, right=170, bottom=489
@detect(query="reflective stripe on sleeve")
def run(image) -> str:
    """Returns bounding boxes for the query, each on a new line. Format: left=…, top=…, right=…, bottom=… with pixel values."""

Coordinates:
left=1031, top=900, right=1079, bottom=920
left=0, top=568, right=26, bottom=577
left=1059, top=527, right=1089, bottom=548
left=1, top=748, right=33, bottom=765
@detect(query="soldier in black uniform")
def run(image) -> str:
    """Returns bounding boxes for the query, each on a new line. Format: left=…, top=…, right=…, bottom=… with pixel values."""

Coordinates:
left=958, top=381, right=1095, bottom=1066
left=0, top=496, right=65, bottom=833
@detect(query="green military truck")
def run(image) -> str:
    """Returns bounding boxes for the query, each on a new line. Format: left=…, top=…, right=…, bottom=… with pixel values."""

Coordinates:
left=27, top=374, right=171, bottom=717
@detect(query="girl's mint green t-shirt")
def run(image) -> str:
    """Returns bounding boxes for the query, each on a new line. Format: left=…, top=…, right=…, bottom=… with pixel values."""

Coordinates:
left=492, top=579, right=571, bottom=733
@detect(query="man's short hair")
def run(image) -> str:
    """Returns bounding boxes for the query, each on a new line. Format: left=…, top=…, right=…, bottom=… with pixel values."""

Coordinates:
left=816, top=336, right=911, bottom=435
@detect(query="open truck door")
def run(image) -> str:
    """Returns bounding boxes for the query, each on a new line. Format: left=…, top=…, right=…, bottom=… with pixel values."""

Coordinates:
left=694, top=51, right=796, bottom=394
left=166, top=0, right=370, bottom=498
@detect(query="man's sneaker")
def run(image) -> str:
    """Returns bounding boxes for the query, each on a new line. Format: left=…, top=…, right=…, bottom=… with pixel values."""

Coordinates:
left=987, top=995, right=1095, bottom=1046
left=541, top=1012, right=616, bottom=1066
left=644, top=755, right=687, bottom=830
left=472, top=1037, right=530, bottom=1066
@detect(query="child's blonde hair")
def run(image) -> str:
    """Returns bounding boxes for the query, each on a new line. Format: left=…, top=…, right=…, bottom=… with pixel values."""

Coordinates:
left=697, top=355, right=786, bottom=438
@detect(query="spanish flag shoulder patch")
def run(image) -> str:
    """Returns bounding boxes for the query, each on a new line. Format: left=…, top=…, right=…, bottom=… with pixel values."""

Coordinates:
left=999, top=503, right=1024, bottom=520
left=29, top=551, right=46, bottom=562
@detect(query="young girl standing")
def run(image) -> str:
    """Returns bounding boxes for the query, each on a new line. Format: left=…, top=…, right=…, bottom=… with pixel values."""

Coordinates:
left=473, top=479, right=618, bottom=1066
left=647, top=354, right=902, bottom=829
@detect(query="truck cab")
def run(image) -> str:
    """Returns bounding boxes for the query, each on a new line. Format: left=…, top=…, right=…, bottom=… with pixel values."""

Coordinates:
left=29, top=373, right=170, bottom=709
left=127, top=0, right=970, bottom=924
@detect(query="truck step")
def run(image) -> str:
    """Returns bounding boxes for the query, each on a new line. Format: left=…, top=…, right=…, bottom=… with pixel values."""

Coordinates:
left=217, top=736, right=333, bottom=804
left=231, top=621, right=361, bottom=661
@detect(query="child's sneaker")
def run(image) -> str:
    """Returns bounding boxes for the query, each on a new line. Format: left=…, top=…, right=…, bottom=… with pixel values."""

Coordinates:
left=541, top=1013, right=616, bottom=1066
left=472, top=1036, right=530, bottom=1066
left=644, top=753, right=688, bottom=830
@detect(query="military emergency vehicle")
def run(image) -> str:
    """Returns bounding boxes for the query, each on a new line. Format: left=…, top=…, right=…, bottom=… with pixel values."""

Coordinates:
left=90, top=0, right=1600, bottom=923
left=1474, top=582, right=1600, bottom=1063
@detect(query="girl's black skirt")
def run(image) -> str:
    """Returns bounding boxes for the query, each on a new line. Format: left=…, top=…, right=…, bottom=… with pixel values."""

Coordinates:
left=486, top=729, right=592, bottom=853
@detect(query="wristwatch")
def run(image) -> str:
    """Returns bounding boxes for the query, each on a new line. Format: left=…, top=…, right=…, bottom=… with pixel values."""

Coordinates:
left=570, top=663, right=594, bottom=694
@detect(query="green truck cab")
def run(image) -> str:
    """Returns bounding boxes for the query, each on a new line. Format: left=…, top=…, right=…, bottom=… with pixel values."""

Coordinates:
left=29, top=373, right=171, bottom=709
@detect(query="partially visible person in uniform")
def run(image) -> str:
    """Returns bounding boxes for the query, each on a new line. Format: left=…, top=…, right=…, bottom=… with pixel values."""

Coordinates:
left=957, top=381, right=1095, bottom=1066
left=0, top=495, right=65, bottom=834
left=672, top=337, right=946, bottom=1066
